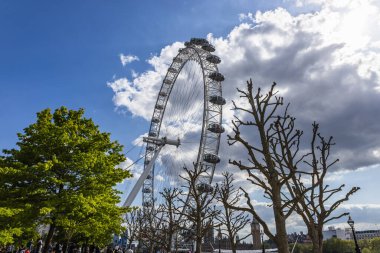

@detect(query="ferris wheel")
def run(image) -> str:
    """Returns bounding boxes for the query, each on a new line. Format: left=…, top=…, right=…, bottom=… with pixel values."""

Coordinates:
left=123, top=38, right=225, bottom=213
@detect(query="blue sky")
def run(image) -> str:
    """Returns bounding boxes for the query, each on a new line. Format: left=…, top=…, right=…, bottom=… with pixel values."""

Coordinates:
left=0, top=0, right=289, bottom=150
left=1, top=0, right=380, bottom=234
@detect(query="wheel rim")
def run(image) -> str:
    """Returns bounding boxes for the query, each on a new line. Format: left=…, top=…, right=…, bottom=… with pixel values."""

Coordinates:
left=142, top=38, right=225, bottom=212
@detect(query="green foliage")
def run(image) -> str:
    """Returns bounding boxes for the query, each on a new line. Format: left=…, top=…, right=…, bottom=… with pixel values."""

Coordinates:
left=357, top=238, right=380, bottom=253
left=0, top=226, right=22, bottom=245
left=0, top=203, right=37, bottom=245
left=289, top=243, right=313, bottom=253
left=323, top=238, right=354, bottom=253
left=0, top=107, right=131, bottom=246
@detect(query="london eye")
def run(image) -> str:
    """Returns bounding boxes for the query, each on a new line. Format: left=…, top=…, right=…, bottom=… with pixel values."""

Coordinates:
left=123, top=38, right=225, bottom=219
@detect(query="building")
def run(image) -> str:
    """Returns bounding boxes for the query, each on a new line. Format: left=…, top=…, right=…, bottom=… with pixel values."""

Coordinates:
left=251, top=218, right=261, bottom=249
left=355, top=230, right=380, bottom=240
left=322, top=226, right=351, bottom=240
left=113, top=233, right=128, bottom=248
left=288, top=232, right=308, bottom=243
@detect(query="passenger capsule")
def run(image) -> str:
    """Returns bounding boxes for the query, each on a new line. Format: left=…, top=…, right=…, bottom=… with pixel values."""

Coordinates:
left=209, top=72, right=225, bottom=82
left=190, top=38, right=209, bottom=46
left=173, top=58, right=183, bottom=63
left=209, top=95, right=226, bottom=105
left=208, top=123, right=225, bottom=133
left=142, top=187, right=152, bottom=193
left=196, top=183, right=214, bottom=193
left=143, top=201, right=153, bottom=207
left=155, top=104, right=164, bottom=110
left=168, top=67, right=178, bottom=73
left=146, top=174, right=152, bottom=179
left=149, top=131, right=157, bottom=137
left=179, top=48, right=189, bottom=54
left=203, top=153, right=220, bottom=163
left=206, top=55, right=221, bottom=64
left=147, top=146, right=155, bottom=151
left=159, top=91, right=167, bottom=97
left=163, top=79, right=172, bottom=85
left=202, top=43, right=215, bottom=52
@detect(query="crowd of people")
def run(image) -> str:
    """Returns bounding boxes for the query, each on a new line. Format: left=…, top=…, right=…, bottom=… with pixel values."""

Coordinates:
left=1, top=242, right=134, bottom=253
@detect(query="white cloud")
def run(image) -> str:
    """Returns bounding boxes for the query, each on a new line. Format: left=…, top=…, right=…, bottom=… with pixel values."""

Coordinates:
left=109, top=0, right=380, bottom=232
left=155, top=175, right=165, bottom=182
left=119, top=54, right=139, bottom=66
left=324, top=203, right=380, bottom=230
left=109, top=43, right=184, bottom=120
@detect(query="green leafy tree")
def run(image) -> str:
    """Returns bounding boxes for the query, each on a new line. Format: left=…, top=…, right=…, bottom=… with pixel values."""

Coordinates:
left=0, top=107, right=131, bottom=251
left=357, top=238, right=380, bottom=253
left=0, top=207, right=23, bottom=245
left=322, top=238, right=354, bottom=253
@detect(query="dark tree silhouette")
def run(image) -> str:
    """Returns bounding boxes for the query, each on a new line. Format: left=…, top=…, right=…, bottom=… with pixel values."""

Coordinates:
left=125, top=209, right=142, bottom=249
left=153, top=188, right=183, bottom=253
left=287, top=123, right=359, bottom=253
left=227, top=79, right=359, bottom=253
left=227, top=79, right=308, bottom=253
left=179, top=165, right=219, bottom=253
left=216, top=172, right=250, bottom=253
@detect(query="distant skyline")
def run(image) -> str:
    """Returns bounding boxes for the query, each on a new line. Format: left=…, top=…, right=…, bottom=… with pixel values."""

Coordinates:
left=1, top=0, right=379, bottom=235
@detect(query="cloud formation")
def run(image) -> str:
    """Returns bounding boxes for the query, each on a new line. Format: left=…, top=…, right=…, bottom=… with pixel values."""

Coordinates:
left=119, top=53, right=139, bottom=66
left=109, top=0, right=380, bottom=230
left=208, top=0, right=380, bottom=171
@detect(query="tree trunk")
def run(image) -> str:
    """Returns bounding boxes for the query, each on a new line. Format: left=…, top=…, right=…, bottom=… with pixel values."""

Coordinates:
left=195, top=236, right=202, bottom=253
left=275, top=227, right=290, bottom=253
left=43, top=222, right=56, bottom=253
left=272, top=189, right=290, bottom=253
left=311, top=230, right=323, bottom=253
left=230, top=241, right=237, bottom=253
left=149, top=244, right=154, bottom=253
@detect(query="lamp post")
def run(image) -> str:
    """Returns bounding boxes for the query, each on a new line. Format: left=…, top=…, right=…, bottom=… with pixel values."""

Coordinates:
left=217, top=227, right=222, bottom=253
left=260, top=231, right=265, bottom=253
left=348, top=216, right=361, bottom=253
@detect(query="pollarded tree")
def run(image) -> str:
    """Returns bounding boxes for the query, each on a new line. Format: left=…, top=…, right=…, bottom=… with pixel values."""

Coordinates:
left=216, top=172, right=251, bottom=253
left=0, top=107, right=131, bottom=251
left=137, top=188, right=184, bottom=253
left=179, top=165, right=220, bottom=253
left=125, top=209, right=142, bottom=250
left=227, top=79, right=313, bottom=253
left=227, top=79, right=359, bottom=253
left=155, top=188, right=183, bottom=253
left=287, top=123, right=359, bottom=253
left=138, top=206, right=165, bottom=253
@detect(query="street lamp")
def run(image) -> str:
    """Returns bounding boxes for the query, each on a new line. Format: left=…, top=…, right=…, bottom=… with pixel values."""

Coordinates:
left=217, top=227, right=222, bottom=253
left=260, top=230, right=265, bottom=253
left=347, top=216, right=361, bottom=253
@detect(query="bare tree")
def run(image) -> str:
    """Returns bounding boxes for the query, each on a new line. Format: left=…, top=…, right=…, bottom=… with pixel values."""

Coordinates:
left=179, top=165, right=220, bottom=253
left=216, top=172, right=251, bottom=253
left=138, top=207, right=164, bottom=253
left=154, top=188, right=183, bottom=253
left=227, top=79, right=313, bottom=253
left=287, top=123, right=360, bottom=253
left=125, top=209, right=142, bottom=249
left=227, top=79, right=360, bottom=253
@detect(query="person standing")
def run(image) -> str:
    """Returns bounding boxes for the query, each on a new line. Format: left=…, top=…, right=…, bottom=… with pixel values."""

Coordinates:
left=37, top=240, right=43, bottom=253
